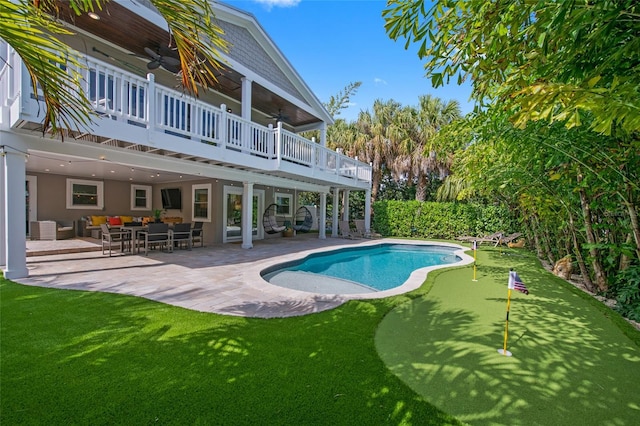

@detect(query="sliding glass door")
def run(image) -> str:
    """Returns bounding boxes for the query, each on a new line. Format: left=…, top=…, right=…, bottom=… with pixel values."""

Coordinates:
left=222, top=186, right=264, bottom=242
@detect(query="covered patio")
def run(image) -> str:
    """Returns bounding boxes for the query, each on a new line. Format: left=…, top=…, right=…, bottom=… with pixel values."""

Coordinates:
left=19, top=235, right=471, bottom=318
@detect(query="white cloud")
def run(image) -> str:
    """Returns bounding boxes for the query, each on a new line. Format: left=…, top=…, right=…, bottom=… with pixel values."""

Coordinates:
left=373, top=77, right=388, bottom=86
left=254, top=0, right=301, bottom=8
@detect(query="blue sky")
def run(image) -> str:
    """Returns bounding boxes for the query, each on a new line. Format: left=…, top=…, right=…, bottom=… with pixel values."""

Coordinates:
left=222, top=0, right=475, bottom=122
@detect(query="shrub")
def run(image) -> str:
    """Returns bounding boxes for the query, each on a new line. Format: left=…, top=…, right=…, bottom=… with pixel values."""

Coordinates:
left=372, top=200, right=517, bottom=239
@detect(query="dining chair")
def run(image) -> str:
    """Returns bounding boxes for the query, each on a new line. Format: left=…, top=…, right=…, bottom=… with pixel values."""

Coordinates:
left=138, top=223, right=171, bottom=255
left=191, top=222, right=204, bottom=247
left=172, top=223, right=193, bottom=250
left=100, top=224, right=131, bottom=256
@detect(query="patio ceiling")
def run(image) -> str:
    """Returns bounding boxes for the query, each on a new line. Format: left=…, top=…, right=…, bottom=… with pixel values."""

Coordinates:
left=53, top=1, right=320, bottom=129
left=26, top=151, right=200, bottom=185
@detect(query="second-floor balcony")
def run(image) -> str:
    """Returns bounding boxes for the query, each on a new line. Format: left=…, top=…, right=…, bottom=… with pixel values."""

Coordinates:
left=2, top=48, right=372, bottom=190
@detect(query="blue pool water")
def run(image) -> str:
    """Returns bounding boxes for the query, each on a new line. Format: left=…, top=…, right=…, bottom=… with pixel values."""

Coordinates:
left=262, top=244, right=460, bottom=293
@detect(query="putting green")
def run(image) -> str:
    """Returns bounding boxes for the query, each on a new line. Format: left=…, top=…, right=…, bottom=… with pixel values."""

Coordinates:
left=376, top=247, right=640, bottom=425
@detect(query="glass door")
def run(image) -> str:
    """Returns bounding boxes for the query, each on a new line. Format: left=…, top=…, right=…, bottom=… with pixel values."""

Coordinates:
left=223, top=186, right=264, bottom=243
left=25, top=176, right=38, bottom=236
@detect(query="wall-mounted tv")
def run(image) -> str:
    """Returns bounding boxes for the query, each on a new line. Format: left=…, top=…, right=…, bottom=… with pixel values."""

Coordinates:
left=161, top=188, right=182, bottom=210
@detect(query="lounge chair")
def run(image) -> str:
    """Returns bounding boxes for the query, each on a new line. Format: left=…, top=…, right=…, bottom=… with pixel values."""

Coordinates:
left=354, top=220, right=381, bottom=239
left=474, top=231, right=504, bottom=246
left=498, top=232, right=523, bottom=247
left=339, top=220, right=358, bottom=239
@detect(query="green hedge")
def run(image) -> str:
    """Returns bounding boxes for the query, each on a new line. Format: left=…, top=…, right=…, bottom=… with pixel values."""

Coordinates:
left=372, top=200, right=517, bottom=239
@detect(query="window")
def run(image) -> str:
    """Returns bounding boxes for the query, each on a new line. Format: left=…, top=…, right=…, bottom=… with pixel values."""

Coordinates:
left=275, top=192, right=292, bottom=216
left=66, top=179, right=104, bottom=210
left=131, top=184, right=152, bottom=211
left=192, top=183, right=211, bottom=222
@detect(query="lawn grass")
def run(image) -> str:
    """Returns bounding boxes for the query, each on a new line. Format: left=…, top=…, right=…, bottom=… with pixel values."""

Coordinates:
left=376, top=246, right=640, bottom=425
left=0, top=277, right=459, bottom=425
left=2, top=244, right=639, bottom=425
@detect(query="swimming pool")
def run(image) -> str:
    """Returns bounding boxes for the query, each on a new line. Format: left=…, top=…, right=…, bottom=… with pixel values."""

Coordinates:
left=262, top=243, right=462, bottom=295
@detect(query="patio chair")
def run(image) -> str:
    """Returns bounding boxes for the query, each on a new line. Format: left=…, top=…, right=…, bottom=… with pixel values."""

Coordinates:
left=354, top=219, right=381, bottom=239
left=339, top=220, right=358, bottom=239
left=172, top=223, right=193, bottom=250
left=262, top=203, right=286, bottom=234
left=100, top=223, right=131, bottom=256
left=138, top=223, right=172, bottom=255
left=191, top=221, right=204, bottom=247
left=292, top=206, right=313, bottom=233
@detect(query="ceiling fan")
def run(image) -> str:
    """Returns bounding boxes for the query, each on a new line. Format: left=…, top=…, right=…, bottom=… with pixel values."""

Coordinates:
left=270, top=109, right=290, bottom=123
left=144, top=46, right=181, bottom=73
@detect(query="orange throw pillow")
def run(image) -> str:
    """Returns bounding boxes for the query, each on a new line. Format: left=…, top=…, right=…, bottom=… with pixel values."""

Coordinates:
left=108, top=216, right=122, bottom=226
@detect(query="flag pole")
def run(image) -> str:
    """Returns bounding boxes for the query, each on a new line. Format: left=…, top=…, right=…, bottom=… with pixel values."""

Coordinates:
left=498, top=270, right=514, bottom=357
left=472, top=240, right=478, bottom=281
left=499, top=288, right=513, bottom=356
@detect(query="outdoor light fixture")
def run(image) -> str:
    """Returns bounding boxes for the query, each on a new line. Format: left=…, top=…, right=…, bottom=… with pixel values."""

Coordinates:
left=88, top=12, right=100, bottom=20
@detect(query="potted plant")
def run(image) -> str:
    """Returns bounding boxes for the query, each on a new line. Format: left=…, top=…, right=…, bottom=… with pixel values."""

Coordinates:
left=153, top=208, right=164, bottom=223
left=283, top=220, right=294, bottom=237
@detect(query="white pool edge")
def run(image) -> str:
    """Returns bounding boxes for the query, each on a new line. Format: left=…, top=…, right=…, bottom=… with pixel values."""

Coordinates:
left=258, top=238, right=475, bottom=300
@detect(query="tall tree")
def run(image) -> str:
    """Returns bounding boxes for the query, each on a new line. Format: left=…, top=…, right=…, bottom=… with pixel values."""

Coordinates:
left=324, top=81, right=362, bottom=118
left=383, top=0, right=640, bottom=135
left=351, top=99, right=401, bottom=202
left=0, top=0, right=227, bottom=134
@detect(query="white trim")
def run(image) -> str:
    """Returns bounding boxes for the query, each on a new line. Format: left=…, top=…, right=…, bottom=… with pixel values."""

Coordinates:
left=66, top=178, right=104, bottom=210
left=130, top=184, right=152, bottom=211
left=192, top=183, right=212, bottom=222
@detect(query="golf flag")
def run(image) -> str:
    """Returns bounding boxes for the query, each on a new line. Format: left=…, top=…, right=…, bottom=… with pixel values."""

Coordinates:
left=508, top=271, right=529, bottom=295
left=472, top=240, right=477, bottom=251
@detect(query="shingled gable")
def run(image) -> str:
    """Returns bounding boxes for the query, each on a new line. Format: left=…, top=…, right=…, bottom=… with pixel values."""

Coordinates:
left=212, top=4, right=333, bottom=127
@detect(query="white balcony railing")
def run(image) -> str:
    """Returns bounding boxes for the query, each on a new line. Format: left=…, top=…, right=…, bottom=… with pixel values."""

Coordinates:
left=2, top=47, right=372, bottom=185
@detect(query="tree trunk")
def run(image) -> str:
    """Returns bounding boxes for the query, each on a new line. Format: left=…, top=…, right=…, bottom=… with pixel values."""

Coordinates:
left=577, top=173, right=608, bottom=292
left=415, top=171, right=428, bottom=201
left=542, top=226, right=556, bottom=266
left=528, top=216, right=545, bottom=260
left=371, top=153, right=383, bottom=203
left=568, top=210, right=595, bottom=292
left=620, top=234, right=633, bottom=271
left=624, top=190, right=640, bottom=261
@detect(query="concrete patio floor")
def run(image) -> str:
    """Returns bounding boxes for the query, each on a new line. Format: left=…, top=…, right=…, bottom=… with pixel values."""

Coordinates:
left=17, top=235, right=472, bottom=318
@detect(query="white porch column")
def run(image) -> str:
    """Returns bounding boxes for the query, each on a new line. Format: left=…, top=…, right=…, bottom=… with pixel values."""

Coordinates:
left=0, top=145, right=5, bottom=267
left=241, top=78, right=252, bottom=120
left=320, top=122, right=327, bottom=147
left=241, top=181, right=254, bottom=249
left=342, top=189, right=350, bottom=221
left=364, top=189, right=372, bottom=233
left=318, top=192, right=327, bottom=239
left=332, top=187, right=339, bottom=237
left=2, top=144, right=28, bottom=279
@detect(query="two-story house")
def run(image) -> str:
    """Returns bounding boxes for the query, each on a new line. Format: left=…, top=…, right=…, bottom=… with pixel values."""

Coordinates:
left=0, top=1, right=372, bottom=279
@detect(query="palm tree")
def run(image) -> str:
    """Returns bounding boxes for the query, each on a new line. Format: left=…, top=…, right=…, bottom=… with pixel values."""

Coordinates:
left=0, top=0, right=226, bottom=134
left=413, top=95, right=461, bottom=201
left=352, top=99, right=401, bottom=202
